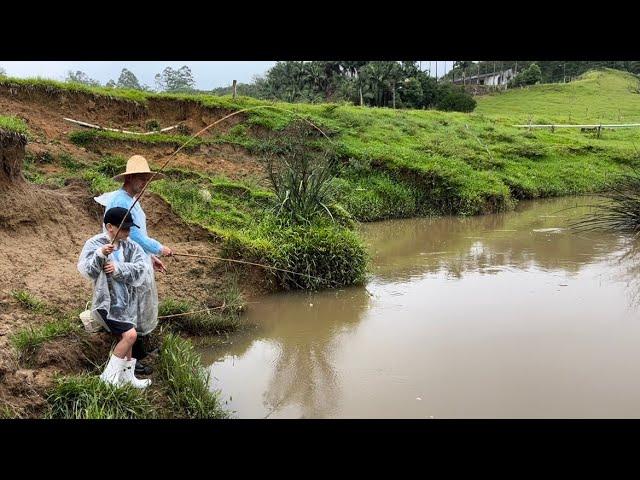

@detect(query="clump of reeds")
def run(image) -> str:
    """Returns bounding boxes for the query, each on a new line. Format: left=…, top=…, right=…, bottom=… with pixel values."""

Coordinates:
left=571, top=171, right=640, bottom=234
left=45, top=375, right=154, bottom=419
left=260, top=120, right=340, bottom=226
left=157, top=333, right=230, bottom=419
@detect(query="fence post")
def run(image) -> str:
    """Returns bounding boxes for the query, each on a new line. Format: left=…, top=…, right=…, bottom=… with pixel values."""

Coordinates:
left=232, top=79, right=237, bottom=99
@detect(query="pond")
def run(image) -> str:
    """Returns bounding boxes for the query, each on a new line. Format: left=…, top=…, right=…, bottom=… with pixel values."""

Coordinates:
left=200, top=196, right=640, bottom=418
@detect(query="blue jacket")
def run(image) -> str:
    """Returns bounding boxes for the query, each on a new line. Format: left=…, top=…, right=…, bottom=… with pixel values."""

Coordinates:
left=102, top=189, right=163, bottom=256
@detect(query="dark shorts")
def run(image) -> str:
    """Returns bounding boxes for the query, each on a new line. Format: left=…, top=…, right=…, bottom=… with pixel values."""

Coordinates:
left=96, top=309, right=136, bottom=335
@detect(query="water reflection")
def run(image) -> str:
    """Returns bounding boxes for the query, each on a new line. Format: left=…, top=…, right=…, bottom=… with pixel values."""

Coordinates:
left=607, top=237, right=640, bottom=308
left=201, top=287, right=373, bottom=418
left=200, top=196, right=640, bottom=418
left=360, top=196, right=624, bottom=282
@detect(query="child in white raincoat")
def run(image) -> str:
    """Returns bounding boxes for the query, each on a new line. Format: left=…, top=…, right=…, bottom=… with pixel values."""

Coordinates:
left=94, top=155, right=173, bottom=375
left=78, top=207, right=154, bottom=388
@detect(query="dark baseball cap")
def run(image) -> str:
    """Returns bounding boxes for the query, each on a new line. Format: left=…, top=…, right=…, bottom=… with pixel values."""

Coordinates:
left=103, top=207, right=139, bottom=229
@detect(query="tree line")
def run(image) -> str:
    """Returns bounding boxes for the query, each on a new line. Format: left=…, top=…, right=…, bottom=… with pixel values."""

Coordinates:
left=65, top=66, right=197, bottom=93
left=443, top=61, right=640, bottom=84
left=214, top=61, right=477, bottom=112
left=5, top=60, right=638, bottom=112
left=47, top=62, right=479, bottom=112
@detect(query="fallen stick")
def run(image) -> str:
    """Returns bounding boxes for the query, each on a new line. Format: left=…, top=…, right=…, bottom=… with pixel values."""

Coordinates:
left=63, top=117, right=180, bottom=135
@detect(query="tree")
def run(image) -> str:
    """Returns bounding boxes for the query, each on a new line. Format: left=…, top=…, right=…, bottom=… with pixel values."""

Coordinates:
left=65, top=70, right=101, bottom=87
left=154, top=65, right=196, bottom=92
left=418, top=74, right=439, bottom=108
left=397, top=77, right=423, bottom=109
left=435, top=83, right=477, bottom=112
left=360, top=61, right=403, bottom=107
left=116, top=68, right=143, bottom=90
left=0, top=67, right=5, bottom=76
left=511, top=63, right=542, bottom=87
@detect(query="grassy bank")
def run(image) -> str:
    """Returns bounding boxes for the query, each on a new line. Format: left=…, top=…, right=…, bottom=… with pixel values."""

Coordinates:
left=77, top=154, right=368, bottom=290
left=476, top=69, right=640, bottom=123
left=9, top=290, right=82, bottom=362
left=31, top=68, right=639, bottom=219
left=7, top=288, right=233, bottom=419
left=0, top=115, right=30, bottom=136
left=45, top=332, right=230, bottom=419
left=15, top=69, right=640, bottom=287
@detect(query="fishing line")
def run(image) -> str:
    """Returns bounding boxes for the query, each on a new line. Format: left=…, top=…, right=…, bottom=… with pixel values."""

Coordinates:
left=104, top=104, right=335, bottom=283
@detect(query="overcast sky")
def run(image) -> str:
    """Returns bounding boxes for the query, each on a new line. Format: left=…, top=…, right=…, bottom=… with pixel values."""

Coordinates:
left=0, top=61, right=456, bottom=89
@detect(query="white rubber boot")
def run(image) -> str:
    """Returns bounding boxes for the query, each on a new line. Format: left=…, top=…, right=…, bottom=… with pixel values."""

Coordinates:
left=121, top=358, right=152, bottom=389
left=99, top=354, right=126, bottom=387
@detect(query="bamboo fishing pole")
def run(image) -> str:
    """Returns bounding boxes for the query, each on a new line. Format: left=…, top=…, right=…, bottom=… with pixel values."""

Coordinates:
left=171, top=252, right=327, bottom=282
left=157, top=304, right=225, bottom=320
left=106, top=104, right=335, bottom=284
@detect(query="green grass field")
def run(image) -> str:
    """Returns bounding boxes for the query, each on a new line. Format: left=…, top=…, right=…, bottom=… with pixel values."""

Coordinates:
left=476, top=69, right=640, bottom=123
left=14, top=68, right=640, bottom=235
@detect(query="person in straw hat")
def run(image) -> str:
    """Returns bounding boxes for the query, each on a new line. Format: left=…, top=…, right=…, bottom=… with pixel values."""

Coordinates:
left=94, top=154, right=173, bottom=375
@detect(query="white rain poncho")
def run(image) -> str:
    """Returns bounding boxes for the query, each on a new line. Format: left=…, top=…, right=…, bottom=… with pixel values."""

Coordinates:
left=94, top=191, right=160, bottom=336
left=77, top=233, right=156, bottom=335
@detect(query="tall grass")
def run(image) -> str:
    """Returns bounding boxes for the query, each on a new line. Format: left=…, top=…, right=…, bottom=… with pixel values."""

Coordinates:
left=10, top=317, right=80, bottom=360
left=45, top=375, right=154, bottom=419
left=571, top=170, right=640, bottom=233
left=10, top=290, right=81, bottom=361
left=157, top=333, right=230, bottom=419
left=261, top=121, right=340, bottom=225
left=0, top=115, right=30, bottom=136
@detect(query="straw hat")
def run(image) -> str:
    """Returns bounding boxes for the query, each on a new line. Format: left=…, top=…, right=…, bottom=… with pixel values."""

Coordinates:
left=113, top=155, right=165, bottom=182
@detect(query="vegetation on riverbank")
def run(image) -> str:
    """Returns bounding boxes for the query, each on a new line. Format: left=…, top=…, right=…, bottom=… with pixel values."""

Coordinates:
left=5, top=67, right=640, bottom=419
left=9, top=291, right=82, bottom=362
left=45, top=333, right=230, bottom=420
left=11, top=69, right=640, bottom=221
left=571, top=168, right=640, bottom=234
left=0, top=115, right=30, bottom=136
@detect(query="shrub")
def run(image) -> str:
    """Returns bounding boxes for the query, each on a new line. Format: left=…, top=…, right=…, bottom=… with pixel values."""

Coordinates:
left=261, top=121, right=340, bottom=225
left=145, top=119, right=161, bottom=132
left=436, top=84, right=477, bottom=112
left=245, top=215, right=369, bottom=290
left=157, top=333, right=229, bottom=419
left=510, top=63, right=542, bottom=87
left=45, top=375, right=153, bottom=419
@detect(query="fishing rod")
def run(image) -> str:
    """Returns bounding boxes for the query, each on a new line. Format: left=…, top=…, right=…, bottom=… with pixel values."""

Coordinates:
left=105, top=104, right=335, bottom=283
left=157, top=304, right=225, bottom=320
left=170, top=251, right=327, bottom=282
left=110, top=104, right=335, bottom=244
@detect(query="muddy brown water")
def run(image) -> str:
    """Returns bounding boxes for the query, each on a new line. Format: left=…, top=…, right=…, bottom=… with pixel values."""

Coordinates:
left=199, top=196, right=640, bottom=418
